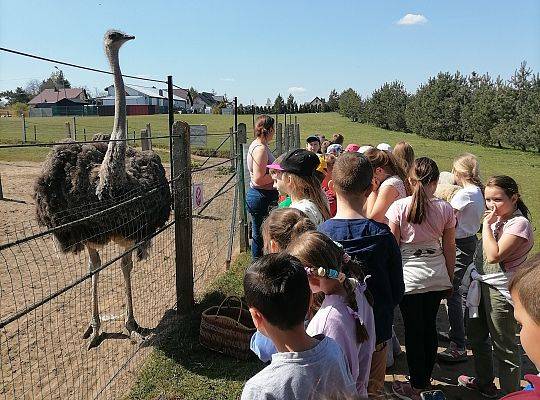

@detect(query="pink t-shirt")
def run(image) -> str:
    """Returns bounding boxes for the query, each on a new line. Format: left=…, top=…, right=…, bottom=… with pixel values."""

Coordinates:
left=491, top=212, right=534, bottom=271
left=306, top=284, right=375, bottom=398
left=386, top=196, right=456, bottom=244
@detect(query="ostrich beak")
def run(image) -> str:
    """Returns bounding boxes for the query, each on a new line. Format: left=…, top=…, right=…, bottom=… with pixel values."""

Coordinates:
left=123, top=34, right=135, bottom=41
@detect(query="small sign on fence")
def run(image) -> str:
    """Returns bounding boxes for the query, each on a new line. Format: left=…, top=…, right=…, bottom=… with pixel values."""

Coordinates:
left=189, top=125, right=207, bottom=147
left=192, top=183, right=204, bottom=209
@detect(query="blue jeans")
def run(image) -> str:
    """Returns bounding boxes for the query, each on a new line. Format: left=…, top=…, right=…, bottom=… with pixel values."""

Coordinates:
left=245, top=187, right=278, bottom=259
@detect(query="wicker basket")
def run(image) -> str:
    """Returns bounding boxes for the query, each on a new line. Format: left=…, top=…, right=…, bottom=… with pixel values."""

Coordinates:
left=199, top=296, right=256, bottom=360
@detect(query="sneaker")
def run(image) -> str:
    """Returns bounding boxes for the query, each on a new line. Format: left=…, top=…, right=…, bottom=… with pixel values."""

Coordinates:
left=457, top=375, right=499, bottom=398
left=437, top=331, right=450, bottom=342
left=438, top=342, right=467, bottom=363
left=392, top=381, right=422, bottom=400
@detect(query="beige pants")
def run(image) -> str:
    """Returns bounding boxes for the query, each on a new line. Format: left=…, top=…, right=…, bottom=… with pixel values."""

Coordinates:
left=368, top=342, right=388, bottom=397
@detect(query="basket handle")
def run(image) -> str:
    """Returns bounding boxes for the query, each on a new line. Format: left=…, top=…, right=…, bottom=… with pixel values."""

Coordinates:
left=216, top=295, right=245, bottom=323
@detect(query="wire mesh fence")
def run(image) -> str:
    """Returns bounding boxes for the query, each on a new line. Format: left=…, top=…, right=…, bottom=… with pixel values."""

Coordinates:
left=0, top=125, right=241, bottom=398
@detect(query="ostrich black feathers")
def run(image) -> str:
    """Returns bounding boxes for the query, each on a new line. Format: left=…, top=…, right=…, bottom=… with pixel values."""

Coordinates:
left=34, top=141, right=171, bottom=260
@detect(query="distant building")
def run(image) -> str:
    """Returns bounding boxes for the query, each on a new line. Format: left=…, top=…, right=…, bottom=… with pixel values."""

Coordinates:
left=306, top=96, right=325, bottom=108
left=97, top=84, right=187, bottom=115
left=28, top=88, right=90, bottom=116
left=191, top=92, right=231, bottom=114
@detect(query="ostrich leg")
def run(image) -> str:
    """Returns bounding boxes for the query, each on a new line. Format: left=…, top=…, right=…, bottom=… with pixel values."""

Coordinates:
left=82, top=246, right=102, bottom=349
left=120, top=250, right=141, bottom=339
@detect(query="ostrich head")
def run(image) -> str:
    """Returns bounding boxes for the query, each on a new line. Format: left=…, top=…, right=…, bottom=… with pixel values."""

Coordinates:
left=103, top=30, right=135, bottom=52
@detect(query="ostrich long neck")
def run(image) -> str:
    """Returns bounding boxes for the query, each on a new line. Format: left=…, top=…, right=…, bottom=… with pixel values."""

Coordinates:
left=98, top=46, right=127, bottom=194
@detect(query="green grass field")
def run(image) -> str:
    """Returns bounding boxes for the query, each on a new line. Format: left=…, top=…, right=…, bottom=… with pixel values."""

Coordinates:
left=1, top=112, right=538, bottom=250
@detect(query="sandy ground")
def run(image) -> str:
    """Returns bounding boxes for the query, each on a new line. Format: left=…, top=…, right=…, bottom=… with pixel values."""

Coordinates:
left=0, top=157, right=236, bottom=400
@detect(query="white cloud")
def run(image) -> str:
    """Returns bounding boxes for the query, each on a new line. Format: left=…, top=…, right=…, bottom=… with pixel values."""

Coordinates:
left=288, top=86, right=306, bottom=94
left=220, top=77, right=235, bottom=82
left=397, top=13, right=428, bottom=26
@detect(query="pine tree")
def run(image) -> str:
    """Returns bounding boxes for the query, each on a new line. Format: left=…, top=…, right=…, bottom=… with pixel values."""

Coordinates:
left=338, top=88, right=362, bottom=122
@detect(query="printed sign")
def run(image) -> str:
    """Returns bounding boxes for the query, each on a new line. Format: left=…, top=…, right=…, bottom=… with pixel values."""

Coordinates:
left=190, top=125, right=207, bottom=147
left=192, top=183, right=204, bottom=209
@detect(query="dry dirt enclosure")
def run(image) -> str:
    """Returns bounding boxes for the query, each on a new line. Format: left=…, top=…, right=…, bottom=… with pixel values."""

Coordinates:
left=0, top=157, right=236, bottom=399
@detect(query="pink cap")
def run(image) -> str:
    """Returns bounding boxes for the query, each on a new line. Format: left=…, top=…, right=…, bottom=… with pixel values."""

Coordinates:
left=345, top=143, right=360, bottom=152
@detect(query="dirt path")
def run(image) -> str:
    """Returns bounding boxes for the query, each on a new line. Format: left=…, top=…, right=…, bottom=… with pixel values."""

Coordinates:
left=0, top=158, right=236, bottom=399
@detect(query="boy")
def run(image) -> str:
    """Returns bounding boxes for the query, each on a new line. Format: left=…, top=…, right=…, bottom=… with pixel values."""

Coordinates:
left=242, top=253, right=356, bottom=400
left=501, top=253, right=540, bottom=399
left=306, top=135, right=322, bottom=154
left=318, top=152, right=404, bottom=397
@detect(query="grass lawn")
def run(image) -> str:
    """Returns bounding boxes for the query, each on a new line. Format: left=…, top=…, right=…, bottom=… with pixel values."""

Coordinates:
left=125, top=253, right=260, bottom=400
left=1, top=112, right=538, bottom=250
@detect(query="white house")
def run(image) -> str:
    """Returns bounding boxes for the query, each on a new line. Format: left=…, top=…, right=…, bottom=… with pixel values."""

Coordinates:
left=101, top=85, right=187, bottom=110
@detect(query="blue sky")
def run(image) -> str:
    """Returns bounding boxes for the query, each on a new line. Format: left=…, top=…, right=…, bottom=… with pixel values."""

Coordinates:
left=1, top=0, right=539, bottom=105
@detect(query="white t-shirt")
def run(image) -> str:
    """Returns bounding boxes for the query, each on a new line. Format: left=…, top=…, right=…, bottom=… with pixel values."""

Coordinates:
left=450, top=185, right=484, bottom=239
left=291, top=199, right=325, bottom=225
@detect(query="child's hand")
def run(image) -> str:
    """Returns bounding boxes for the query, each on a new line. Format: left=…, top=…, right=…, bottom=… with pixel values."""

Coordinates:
left=483, top=206, right=499, bottom=226
left=371, top=177, right=380, bottom=192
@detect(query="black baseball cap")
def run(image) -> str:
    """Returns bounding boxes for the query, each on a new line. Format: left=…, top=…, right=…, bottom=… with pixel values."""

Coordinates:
left=267, top=149, right=320, bottom=176
left=306, top=135, right=321, bottom=144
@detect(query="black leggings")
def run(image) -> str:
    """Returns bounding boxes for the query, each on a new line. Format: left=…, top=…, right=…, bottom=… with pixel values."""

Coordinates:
left=400, top=291, right=444, bottom=389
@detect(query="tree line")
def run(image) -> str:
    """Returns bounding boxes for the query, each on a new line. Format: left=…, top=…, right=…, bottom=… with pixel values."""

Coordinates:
left=337, top=62, right=539, bottom=152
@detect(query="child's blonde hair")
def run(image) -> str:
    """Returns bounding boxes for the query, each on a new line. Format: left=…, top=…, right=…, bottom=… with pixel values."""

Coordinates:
left=452, top=153, right=483, bottom=191
left=287, top=231, right=373, bottom=343
left=283, top=172, right=331, bottom=220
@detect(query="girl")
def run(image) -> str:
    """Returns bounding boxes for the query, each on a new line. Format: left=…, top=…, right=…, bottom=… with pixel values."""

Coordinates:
left=386, top=157, right=456, bottom=400
left=459, top=176, right=534, bottom=398
left=287, top=231, right=376, bottom=398
left=393, top=141, right=415, bottom=176
left=438, top=154, right=485, bottom=363
left=250, top=207, right=316, bottom=361
left=364, top=148, right=410, bottom=223
left=268, top=148, right=330, bottom=225
left=246, top=115, right=279, bottom=259
left=322, top=154, right=337, bottom=218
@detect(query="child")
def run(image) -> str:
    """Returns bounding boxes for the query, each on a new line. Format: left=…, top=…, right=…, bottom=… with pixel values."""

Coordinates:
left=322, top=154, right=337, bottom=217
left=393, top=141, right=415, bottom=176
left=242, top=253, right=357, bottom=399
left=363, top=148, right=410, bottom=223
left=459, top=175, right=534, bottom=398
left=287, top=231, right=376, bottom=398
left=306, top=135, right=322, bottom=153
left=332, top=133, right=344, bottom=145
left=503, top=253, right=540, bottom=399
left=318, top=152, right=404, bottom=398
left=250, top=207, right=317, bottom=361
left=321, top=140, right=331, bottom=154
left=438, top=154, right=485, bottom=363
left=326, top=143, right=343, bottom=156
left=345, top=143, right=360, bottom=152
left=268, top=149, right=330, bottom=225
left=386, top=157, right=456, bottom=400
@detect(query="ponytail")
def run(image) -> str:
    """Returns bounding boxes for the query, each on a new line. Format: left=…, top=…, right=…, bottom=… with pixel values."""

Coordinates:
left=486, top=175, right=531, bottom=220
left=406, top=157, right=440, bottom=224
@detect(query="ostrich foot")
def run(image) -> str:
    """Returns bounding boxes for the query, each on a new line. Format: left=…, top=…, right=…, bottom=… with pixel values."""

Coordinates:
left=82, top=322, right=102, bottom=349
left=125, top=318, right=144, bottom=343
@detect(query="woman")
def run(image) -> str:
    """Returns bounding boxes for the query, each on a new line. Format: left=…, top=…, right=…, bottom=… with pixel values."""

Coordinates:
left=245, top=115, right=279, bottom=259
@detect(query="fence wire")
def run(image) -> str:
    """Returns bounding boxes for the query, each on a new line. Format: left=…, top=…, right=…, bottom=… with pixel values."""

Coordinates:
left=0, top=129, right=240, bottom=398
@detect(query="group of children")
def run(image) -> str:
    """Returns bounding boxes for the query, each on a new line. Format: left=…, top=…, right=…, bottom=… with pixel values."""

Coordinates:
left=241, top=115, right=538, bottom=400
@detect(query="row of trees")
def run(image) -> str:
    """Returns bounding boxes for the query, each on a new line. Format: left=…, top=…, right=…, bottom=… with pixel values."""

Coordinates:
left=337, top=62, right=539, bottom=151
left=237, top=90, right=342, bottom=115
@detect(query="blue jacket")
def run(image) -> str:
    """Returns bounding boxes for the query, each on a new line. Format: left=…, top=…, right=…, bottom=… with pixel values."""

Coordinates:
left=319, top=218, right=404, bottom=344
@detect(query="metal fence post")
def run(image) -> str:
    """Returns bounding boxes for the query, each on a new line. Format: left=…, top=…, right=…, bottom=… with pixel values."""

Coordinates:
left=283, top=122, right=289, bottom=152
left=0, top=174, right=3, bottom=200
left=229, top=127, right=235, bottom=168
left=295, top=123, right=300, bottom=150
left=21, top=115, right=26, bottom=143
left=73, top=116, right=77, bottom=140
left=276, top=122, right=283, bottom=155
left=172, top=120, right=194, bottom=315
left=236, top=123, right=249, bottom=252
left=33, top=125, right=37, bottom=141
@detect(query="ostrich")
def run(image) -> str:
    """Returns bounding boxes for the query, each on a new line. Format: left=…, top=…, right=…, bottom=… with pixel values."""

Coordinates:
left=34, top=30, right=171, bottom=348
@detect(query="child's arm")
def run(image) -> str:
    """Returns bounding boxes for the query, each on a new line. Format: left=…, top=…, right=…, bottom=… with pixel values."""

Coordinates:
left=388, top=221, right=401, bottom=244
left=442, top=227, right=456, bottom=281
left=369, top=186, right=399, bottom=223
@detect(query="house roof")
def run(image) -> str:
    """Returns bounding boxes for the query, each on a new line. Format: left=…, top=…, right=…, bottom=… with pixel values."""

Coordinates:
left=196, top=92, right=218, bottom=106
left=29, top=88, right=86, bottom=105
left=104, top=85, right=186, bottom=102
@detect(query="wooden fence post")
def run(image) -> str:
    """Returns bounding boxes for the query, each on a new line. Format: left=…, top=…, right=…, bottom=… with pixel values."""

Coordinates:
left=294, top=123, right=300, bottom=150
left=283, top=123, right=290, bottom=153
left=276, top=122, right=283, bottom=155
left=33, top=125, right=37, bottom=141
left=21, top=115, right=27, bottom=143
left=65, top=122, right=71, bottom=139
left=146, top=123, right=152, bottom=140
left=73, top=116, right=77, bottom=140
left=140, top=128, right=151, bottom=151
left=172, top=120, right=194, bottom=315
left=236, top=123, right=249, bottom=253
left=0, top=174, right=3, bottom=200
